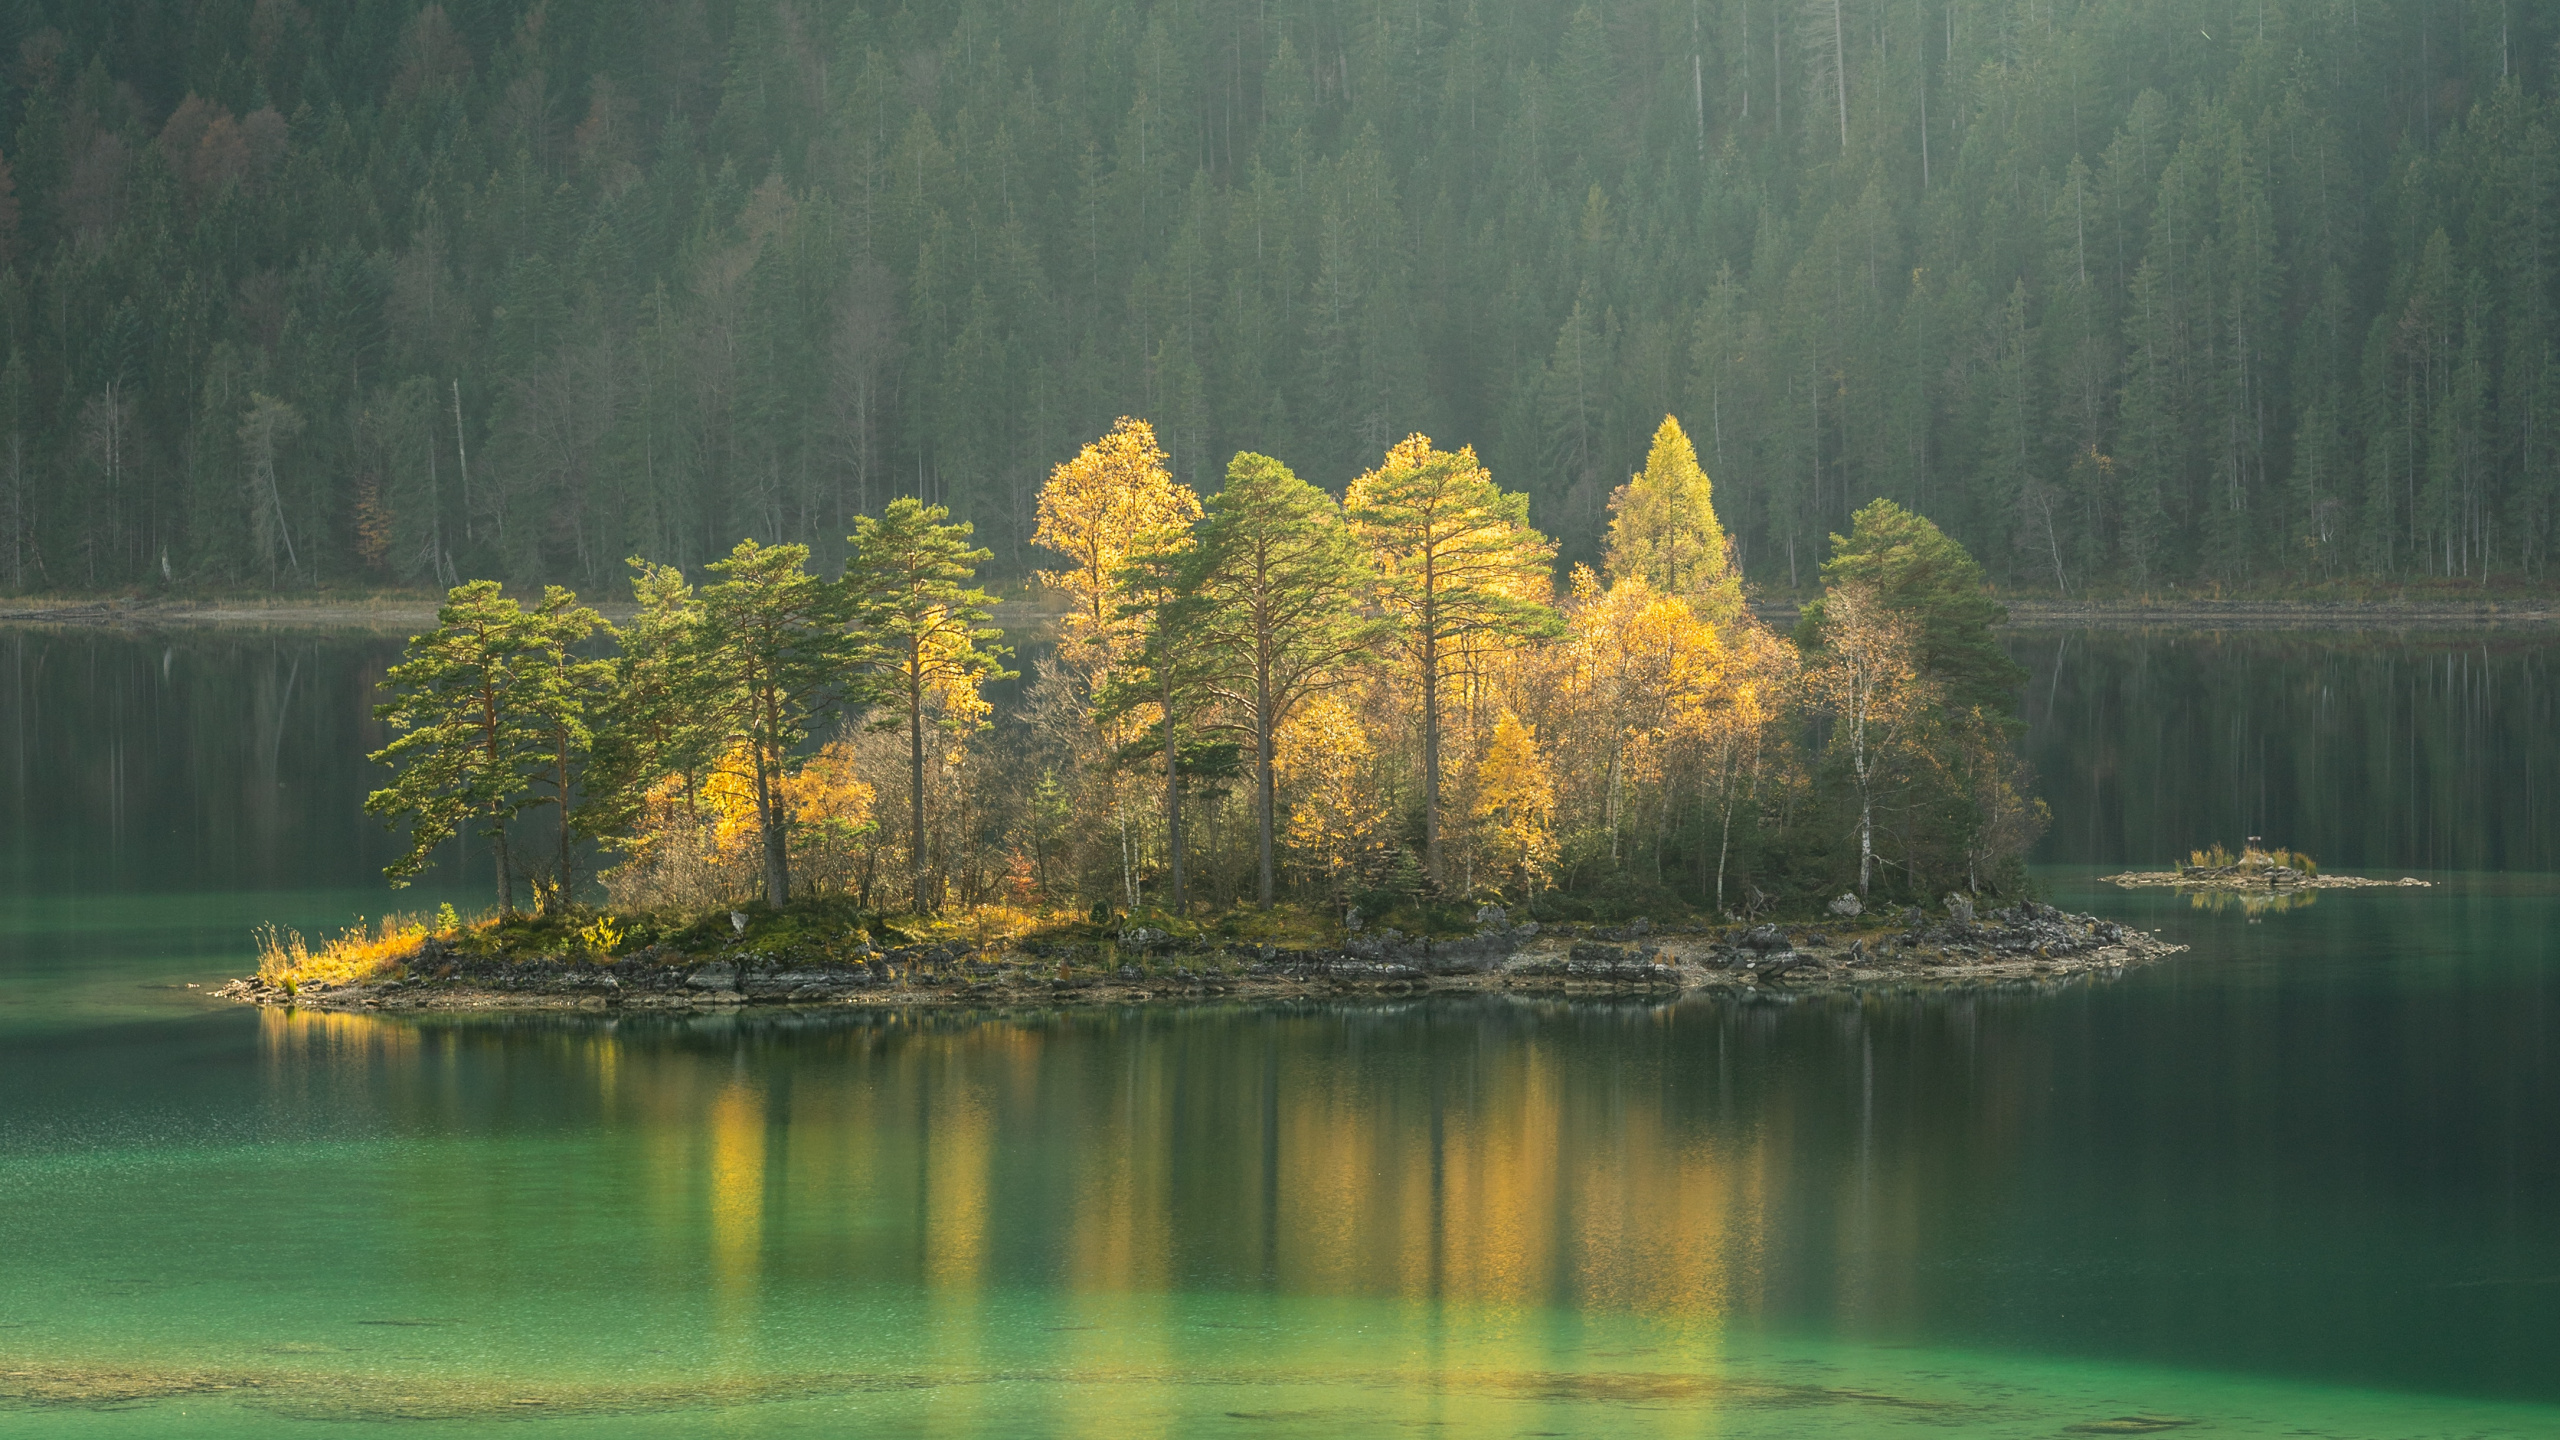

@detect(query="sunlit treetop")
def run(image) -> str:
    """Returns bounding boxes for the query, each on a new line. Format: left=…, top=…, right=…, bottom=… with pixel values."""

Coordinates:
left=1603, top=417, right=1745, bottom=631
left=1034, top=417, right=1202, bottom=650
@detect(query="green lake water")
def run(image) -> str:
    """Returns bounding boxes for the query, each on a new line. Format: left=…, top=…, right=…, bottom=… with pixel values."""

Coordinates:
left=1, top=626, right=2556, bottom=1436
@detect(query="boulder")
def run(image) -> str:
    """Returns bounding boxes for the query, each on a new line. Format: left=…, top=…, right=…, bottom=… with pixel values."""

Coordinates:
left=687, top=963, right=738, bottom=991
left=1944, top=893, right=1976, bottom=927
left=1828, top=893, right=1863, bottom=918
left=1474, top=904, right=1508, bottom=929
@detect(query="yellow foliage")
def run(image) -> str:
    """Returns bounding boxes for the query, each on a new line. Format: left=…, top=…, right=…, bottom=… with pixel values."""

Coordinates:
left=576, top=915, right=624, bottom=957
left=1472, top=708, right=1557, bottom=898
left=606, top=737, right=877, bottom=911
left=1562, top=568, right=1733, bottom=741
left=255, top=913, right=436, bottom=987
left=783, top=735, right=878, bottom=896
left=1603, top=416, right=1746, bottom=629
left=1274, top=692, right=1396, bottom=897
left=1033, top=417, right=1202, bottom=650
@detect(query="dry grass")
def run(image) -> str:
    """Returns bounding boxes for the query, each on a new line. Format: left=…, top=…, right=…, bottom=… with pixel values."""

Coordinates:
left=2186, top=843, right=2317, bottom=875
left=255, top=908, right=464, bottom=989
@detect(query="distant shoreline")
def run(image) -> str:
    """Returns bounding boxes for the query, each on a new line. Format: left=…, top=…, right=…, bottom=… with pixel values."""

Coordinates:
left=7, top=593, right=2554, bottom=633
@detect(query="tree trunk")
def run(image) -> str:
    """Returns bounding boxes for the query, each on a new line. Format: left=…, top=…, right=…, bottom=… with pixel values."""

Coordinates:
left=1163, top=669, right=1184, bottom=914
left=1255, top=708, right=1276, bottom=909
left=755, top=742, right=788, bottom=908
left=1421, top=627, right=1442, bottom=890
left=555, top=735, right=573, bottom=914
left=492, top=805, right=515, bottom=916
left=909, top=660, right=928, bottom=915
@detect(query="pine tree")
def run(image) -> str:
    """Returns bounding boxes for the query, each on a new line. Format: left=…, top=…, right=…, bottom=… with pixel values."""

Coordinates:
left=844, top=497, right=1012, bottom=915
left=1170, top=452, right=1390, bottom=907
left=1346, top=435, right=1560, bottom=889
left=365, top=581, right=561, bottom=913
left=1799, top=498, right=2026, bottom=720
left=692, top=538, right=855, bottom=907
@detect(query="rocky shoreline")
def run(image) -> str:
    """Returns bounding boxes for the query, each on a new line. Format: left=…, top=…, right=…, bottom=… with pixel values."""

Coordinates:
left=217, top=902, right=2185, bottom=1015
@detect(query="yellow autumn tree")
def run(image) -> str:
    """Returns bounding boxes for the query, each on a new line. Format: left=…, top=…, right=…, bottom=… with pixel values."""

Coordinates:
left=1472, top=708, right=1556, bottom=904
left=1556, top=568, right=1733, bottom=866
left=602, top=742, right=766, bottom=911
left=1697, top=615, right=1795, bottom=913
left=781, top=735, right=877, bottom=897
left=1803, top=583, right=1936, bottom=897
left=1273, top=691, right=1395, bottom=901
left=1603, top=416, right=1746, bottom=630
left=1032, top=417, right=1202, bottom=659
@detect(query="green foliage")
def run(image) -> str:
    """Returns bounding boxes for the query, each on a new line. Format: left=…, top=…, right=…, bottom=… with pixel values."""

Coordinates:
left=365, top=581, right=604, bottom=913
left=12, top=2, right=2553, bottom=599
left=1167, top=452, right=1390, bottom=906
left=843, top=497, right=1014, bottom=913
left=693, top=538, right=857, bottom=906
left=1799, top=501, right=2030, bottom=719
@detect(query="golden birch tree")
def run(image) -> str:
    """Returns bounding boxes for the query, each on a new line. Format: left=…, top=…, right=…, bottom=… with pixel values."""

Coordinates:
left=1803, top=583, right=1935, bottom=897
left=1472, top=708, right=1557, bottom=905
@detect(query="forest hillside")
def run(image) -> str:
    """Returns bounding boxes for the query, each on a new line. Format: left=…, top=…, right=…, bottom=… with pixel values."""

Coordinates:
left=2, top=0, right=2555, bottom=594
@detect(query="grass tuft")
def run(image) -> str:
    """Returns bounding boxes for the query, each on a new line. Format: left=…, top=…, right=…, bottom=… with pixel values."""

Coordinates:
left=255, top=910, right=471, bottom=988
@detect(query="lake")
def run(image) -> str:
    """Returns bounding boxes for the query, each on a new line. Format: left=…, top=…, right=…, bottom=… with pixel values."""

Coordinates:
left=1, top=625, right=2555, bottom=1436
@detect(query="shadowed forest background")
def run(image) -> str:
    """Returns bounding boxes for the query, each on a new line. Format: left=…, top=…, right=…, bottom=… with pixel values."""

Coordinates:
left=3, top=0, right=2559, bottom=596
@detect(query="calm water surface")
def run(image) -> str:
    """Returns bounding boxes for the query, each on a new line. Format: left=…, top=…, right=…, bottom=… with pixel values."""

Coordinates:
left=0, top=626, right=2555, bottom=1436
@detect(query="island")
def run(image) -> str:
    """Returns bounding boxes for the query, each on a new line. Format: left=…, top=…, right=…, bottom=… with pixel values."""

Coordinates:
left=218, top=899, right=2183, bottom=1014
left=2103, top=843, right=2431, bottom=895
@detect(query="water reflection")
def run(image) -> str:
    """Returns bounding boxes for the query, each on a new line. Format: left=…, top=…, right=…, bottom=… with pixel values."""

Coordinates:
left=250, top=1002, right=1774, bottom=1329
left=2018, top=629, right=2559, bottom=872
left=2183, top=887, right=2319, bottom=918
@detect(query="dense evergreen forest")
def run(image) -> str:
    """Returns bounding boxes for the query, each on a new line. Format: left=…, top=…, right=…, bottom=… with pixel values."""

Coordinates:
left=3, top=0, right=2557, bottom=596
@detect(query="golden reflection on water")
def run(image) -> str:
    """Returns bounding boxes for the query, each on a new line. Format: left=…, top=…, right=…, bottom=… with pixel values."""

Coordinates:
left=2187, top=887, right=2319, bottom=917
left=709, top=1074, right=765, bottom=1337
left=254, top=1006, right=1766, bottom=1349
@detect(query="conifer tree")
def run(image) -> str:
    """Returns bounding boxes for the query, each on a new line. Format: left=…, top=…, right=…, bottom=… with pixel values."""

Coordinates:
left=1798, top=499, right=2026, bottom=720
left=844, top=497, right=1012, bottom=915
left=1168, top=452, right=1389, bottom=907
left=1346, top=435, right=1561, bottom=889
left=515, top=586, right=615, bottom=911
left=365, top=581, right=558, bottom=913
left=587, top=560, right=716, bottom=847
left=1603, top=416, right=1747, bottom=628
left=693, top=539, right=854, bottom=908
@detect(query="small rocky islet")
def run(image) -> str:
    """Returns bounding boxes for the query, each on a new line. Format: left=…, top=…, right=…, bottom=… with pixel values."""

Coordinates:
left=218, top=899, right=2183, bottom=1015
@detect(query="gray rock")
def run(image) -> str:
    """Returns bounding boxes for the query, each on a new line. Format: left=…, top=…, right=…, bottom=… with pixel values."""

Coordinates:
left=1474, top=904, right=1508, bottom=929
left=1743, top=924, right=1789, bottom=952
left=687, top=963, right=738, bottom=991
left=1829, top=893, right=1863, bottom=918
left=1944, top=893, right=1976, bottom=927
left=1118, top=927, right=1168, bottom=949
